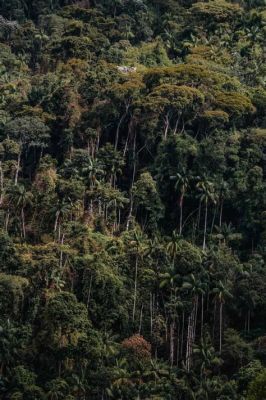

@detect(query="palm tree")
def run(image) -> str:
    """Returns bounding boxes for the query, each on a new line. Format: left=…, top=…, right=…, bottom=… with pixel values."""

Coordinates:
left=212, top=222, right=242, bottom=246
left=101, top=331, right=119, bottom=361
left=182, top=274, right=206, bottom=371
left=193, top=336, right=221, bottom=379
left=52, top=198, right=72, bottom=241
left=183, top=274, right=207, bottom=336
left=70, top=374, right=86, bottom=400
left=212, top=280, right=232, bottom=353
left=46, top=378, right=69, bottom=400
left=166, top=230, right=181, bottom=262
left=196, top=177, right=217, bottom=251
left=171, top=168, right=191, bottom=235
left=7, top=185, right=33, bottom=239
left=107, top=358, right=133, bottom=399
left=218, top=180, right=229, bottom=228
left=130, top=230, right=148, bottom=322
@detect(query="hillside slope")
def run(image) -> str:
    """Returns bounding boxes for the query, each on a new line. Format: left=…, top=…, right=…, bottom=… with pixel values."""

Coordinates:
left=0, top=1, right=265, bottom=399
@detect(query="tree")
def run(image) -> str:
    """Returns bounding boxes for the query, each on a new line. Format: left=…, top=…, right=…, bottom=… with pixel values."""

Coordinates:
left=128, top=229, right=149, bottom=323
left=212, top=280, right=232, bottom=353
left=6, top=185, right=33, bottom=239
left=4, top=117, right=50, bottom=184
left=144, top=84, right=204, bottom=138
left=247, top=370, right=266, bottom=400
left=171, top=168, right=191, bottom=235
left=196, top=177, right=217, bottom=250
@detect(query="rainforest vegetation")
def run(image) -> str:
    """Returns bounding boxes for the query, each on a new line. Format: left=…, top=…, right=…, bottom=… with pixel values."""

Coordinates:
left=0, top=0, right=265, bottom=399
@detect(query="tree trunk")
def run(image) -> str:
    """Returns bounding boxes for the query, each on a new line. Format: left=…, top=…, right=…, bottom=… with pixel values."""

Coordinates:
left=179, top=192, right=184, bottom=235
left=210, top=204, right=217, bottom=235
left=170, top=321, right=174, bottom=366
left=212, top=299, right=217, bottom=340
left=115, top=113, right=126, bottom=151
left=5, top=209, right=9, bottom=232
left=21, top=207, right=26, bottom=239
left=59, top=234, right=65, bottom=269
left=54, top=211, right=60, bottom=235
left=176, top=318, right=180, bottom=366
left=203, top=199, right=208, bottom=250
left=15, top=151, right=21, bottom=186
left=126, top=130, right=137, bottom=230
left=181, top=310, right=185, bottom=360
left=219, top=302, right=223, bottom=354
left=132, top=256, right=138, bottom=322
left=150, top=292, right=153, bottom=336
left=0, top=161, right=4, bottom=205
left=201, top=293, right=204, bottom=339
left=186, top=315, right=192, bottom=371
left=194, top=296, right=198, bottom=341
left=219, top=199, right=224, bottom=227
left=86, top=274, right=93, bottom=309
left=163, top=112, right=170, bottom=140
left=139, top=304, right=143, bottom=334
left=197, top=201, right=201, bottom=230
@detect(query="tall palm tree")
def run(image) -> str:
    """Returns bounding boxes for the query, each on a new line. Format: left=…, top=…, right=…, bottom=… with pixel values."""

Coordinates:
left=218, top=180, right=229, bottom=228
left=182, top=274, right=206, bottom=371
left=52, top=198, right=72, bottom=241
left=130, top=230, right=148, bottom=322
left=212, top=280, right=232, bottom=353
left=171, top=168, right=191, bottom=235
left=7, top=185, right=33, bottom=239
left=196, top=177, right=217, bottom=251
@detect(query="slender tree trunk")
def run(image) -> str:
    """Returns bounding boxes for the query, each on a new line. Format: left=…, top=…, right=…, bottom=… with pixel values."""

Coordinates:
left=86, top=274, right=93, bottom=309
left=210, top=204, right=217, bottom=235
left=176, top=317, right=180, bottom=366
left=201, top=293, right=204, bottom=339
left=115, top=113, right=126, bottom=151
left=173, top=113, right=181, bottom=135
left=181, top=310, right=185, bottom=360
left=139, top=304, right=143, bottom=334
left=21, top=207, right=26, bottom=239
left=59, top=234, right=65, bottom=269
left=197, top=201, right=202, bottom=230
left=123, top=115, right=134, bottom=157
left=5, top=209, right=9, bottom=232
left=164, top=112, right=170, bottom=140
left=203, top=199, right=208, bottom=250
left=186, top=315, right=192, bottom=371
left=54, top=211, right=60, bottom=235
left=219, top=199, right=224, bottom=227
left=194, top=296, right=198, bottom=340
left=0, top=161, right=4, bottom=205
left=213, top=299, right=217, bottom=340
left=179, top=193, right=184, bottom=235
left=132, top=256, right=138, bottom=322
left=15, top=151, right=21, bottom=186
left=170, top=321, right=174, bottom=366
left=219, top=301, right=223, bottom=354
left=150, top=292, right=153, bottom=336
left=126, top=130, right=137, bottom=230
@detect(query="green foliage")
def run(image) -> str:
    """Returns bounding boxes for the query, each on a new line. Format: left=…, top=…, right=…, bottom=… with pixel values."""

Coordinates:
left=247, top=370, right=266, bottom=400
left=0, top=273, right=29, bottom=317
left=191, top=1, right=243, bottom=23
left=0, top=0, right=264, bottom=399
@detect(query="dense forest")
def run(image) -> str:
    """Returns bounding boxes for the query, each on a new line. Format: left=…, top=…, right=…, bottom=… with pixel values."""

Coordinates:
left=0, top=0, right=265, bottom=399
